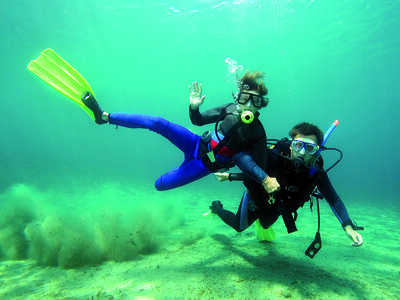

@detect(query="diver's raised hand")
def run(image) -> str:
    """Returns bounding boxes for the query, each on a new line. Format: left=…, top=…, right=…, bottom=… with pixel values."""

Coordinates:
left=189, top=81, right=205, bottom=110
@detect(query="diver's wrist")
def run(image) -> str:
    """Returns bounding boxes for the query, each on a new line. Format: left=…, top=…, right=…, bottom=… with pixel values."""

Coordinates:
left=342, top=219, right=353, bottom=230
left=190, top=104, right=200, bottom=110
left=102, top=112, right=109, bottom=122
left=344, top=225, right=353, bottom=232
left=261, top=175, right=269, bottom=184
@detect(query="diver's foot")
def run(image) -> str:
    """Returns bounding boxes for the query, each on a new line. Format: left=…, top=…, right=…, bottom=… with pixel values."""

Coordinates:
left=81, top=91, right=107, bottom=124
left=209, top=200, right=223, bottom=214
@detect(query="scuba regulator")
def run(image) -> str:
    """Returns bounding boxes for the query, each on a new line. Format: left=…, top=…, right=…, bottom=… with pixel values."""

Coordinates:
left=240, top=110, right=255, bottom=124
left=291, top=156, right=306, bottom=172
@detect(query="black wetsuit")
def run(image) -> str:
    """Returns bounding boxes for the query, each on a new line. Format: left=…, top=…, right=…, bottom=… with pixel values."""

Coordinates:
left=216, top=138, right=352, bottom=233
left=190, top=103, right=267, bottom=172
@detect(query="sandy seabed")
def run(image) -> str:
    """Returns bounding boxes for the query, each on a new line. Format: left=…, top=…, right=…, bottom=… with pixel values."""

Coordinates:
left=0, top=181, right=399, bottom=300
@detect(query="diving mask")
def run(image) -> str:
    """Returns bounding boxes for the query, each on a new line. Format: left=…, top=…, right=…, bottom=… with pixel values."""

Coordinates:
left=237, top=92, right=264, bottom=109
left=291, top=140, right=319, bottom=155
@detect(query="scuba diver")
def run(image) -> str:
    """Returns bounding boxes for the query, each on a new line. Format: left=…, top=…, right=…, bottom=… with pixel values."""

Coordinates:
left=27, top=49, right=275, bottom=191
left=85, top=73, right=271, bottom=191
left=211, top=122, right=363, bottom=257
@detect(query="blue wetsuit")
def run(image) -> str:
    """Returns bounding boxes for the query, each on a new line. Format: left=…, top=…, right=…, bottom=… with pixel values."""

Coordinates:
left=215, top=139, right=352, bottom=232
left=109, top=113, right=210, bottom=190
left=108, top=103, right=267, bottom=191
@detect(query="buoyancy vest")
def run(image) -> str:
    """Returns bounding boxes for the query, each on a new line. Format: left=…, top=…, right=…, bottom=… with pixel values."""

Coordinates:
left=245, top=138, right=325, bottom=233
left=270, top=138, right=324, bottom=210
left=200, top=109, right=266, bottom=172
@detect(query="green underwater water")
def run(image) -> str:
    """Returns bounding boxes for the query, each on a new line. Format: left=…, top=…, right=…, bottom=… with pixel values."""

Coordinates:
left=0, top=0, right=399, bottom=279
left=1, top=0, right=399, bottom=199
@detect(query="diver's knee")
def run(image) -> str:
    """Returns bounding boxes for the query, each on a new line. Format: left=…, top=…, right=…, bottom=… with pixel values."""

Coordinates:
left=155, top=179, right=164, bottom=191
left=155, top=177, right=172, bottom=191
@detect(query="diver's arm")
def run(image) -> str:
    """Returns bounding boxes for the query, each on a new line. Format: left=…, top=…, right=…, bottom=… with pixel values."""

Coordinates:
left=233, top=151, right=267, bottom=182
left=318, top=173, right=350, bottom=224
left=318, top=173, right=363, bottom=246
left=251, top=130, right=268, bottom=174
left=215, top=172, right=251, bottom=182
left=189, top=103, right=229, bottom=125
left=233, top=151, right=279, bottom=194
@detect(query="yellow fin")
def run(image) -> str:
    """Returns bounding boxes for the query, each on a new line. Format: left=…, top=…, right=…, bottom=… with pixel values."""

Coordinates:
left=255, top=219, right=276, bottom=242
left=28, top=48, right=95, bottom=120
